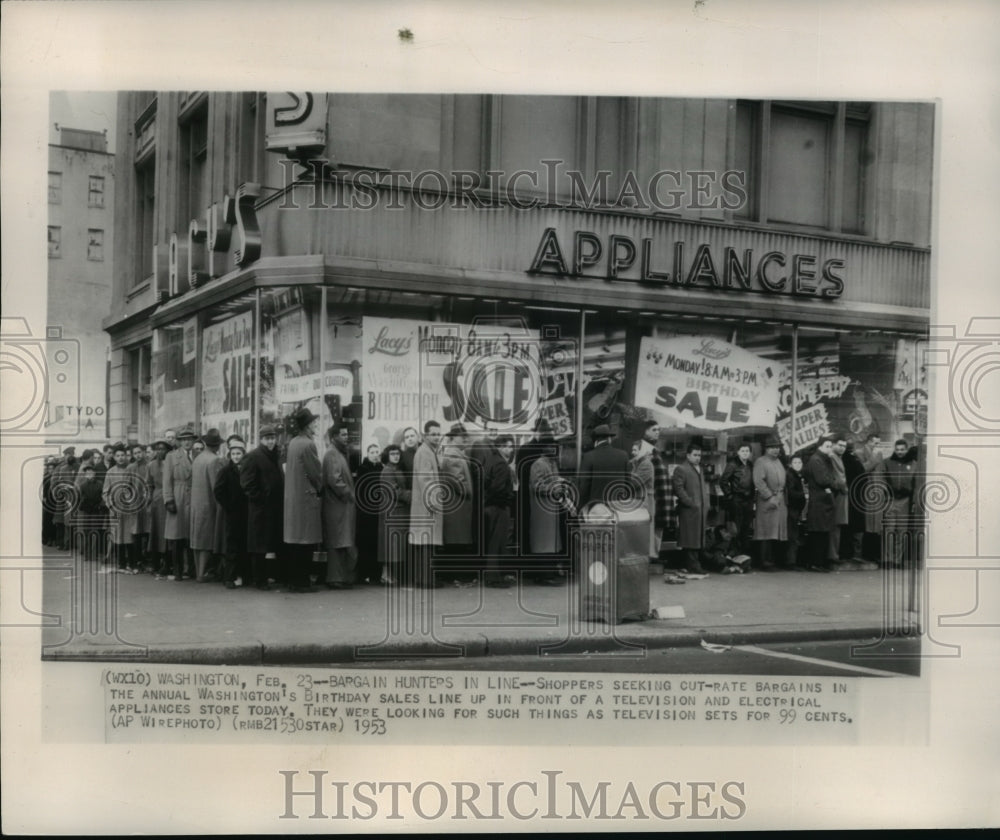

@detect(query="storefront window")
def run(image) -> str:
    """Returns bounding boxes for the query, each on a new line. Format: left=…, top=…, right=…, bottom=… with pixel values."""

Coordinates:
left=793, top=328, right=927, bottom=461
left=151, top=318, right=197, bottom=437
left=258, top=286, right=325, bottom=455
left=200, top=293, right=256, bottom=443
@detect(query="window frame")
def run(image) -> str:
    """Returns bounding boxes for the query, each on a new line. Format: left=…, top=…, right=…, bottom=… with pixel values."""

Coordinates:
left=48, top=171, right=62, bottom=204
left=87, top=228, right=104, bottom=262
left=87, top=175, right=105, bottom=208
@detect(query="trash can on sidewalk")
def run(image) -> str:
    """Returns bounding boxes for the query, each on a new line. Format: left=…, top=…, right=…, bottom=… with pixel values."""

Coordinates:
left=576, top=503, right=650, bottom=624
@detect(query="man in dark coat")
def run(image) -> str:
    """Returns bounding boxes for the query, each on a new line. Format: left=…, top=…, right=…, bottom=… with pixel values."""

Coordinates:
left=642, top=420, right=671, bottom=560
left=874, top=439, right=919, bottom=568
left=483, top=434, right=516, bottom=587
left=785, top=454, right=808, bottom=568
left=214, top=436, right=249, bottom=590
left=239, top=426, right=284, bottom=590
left=841, top=441, right=867, bottom=561
left=577, top=424, right=630, bottom=509
left=672, top=440, right=710, bottom=573
left=720, top=442, right=755, bottom=554
left=804, top=436, right=838, bottom=572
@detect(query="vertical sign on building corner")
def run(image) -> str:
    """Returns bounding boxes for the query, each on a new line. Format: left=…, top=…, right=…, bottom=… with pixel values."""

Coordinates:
left=265, top=93, right=328, bottom=157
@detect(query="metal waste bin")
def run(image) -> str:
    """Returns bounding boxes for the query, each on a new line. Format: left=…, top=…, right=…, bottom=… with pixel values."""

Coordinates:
left=576, top=503, right=650, bottom=624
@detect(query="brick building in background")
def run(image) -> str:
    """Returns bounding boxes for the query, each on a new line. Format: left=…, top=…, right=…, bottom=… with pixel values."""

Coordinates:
left=47, top=126, right=114, bottom=446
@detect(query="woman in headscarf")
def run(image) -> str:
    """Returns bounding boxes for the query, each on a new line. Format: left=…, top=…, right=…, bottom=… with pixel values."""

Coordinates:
left=378, top=444, right=411, bottom=585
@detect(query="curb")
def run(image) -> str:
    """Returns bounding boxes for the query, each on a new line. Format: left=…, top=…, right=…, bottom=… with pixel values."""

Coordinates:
left=41, top=624, right=889, bottom=665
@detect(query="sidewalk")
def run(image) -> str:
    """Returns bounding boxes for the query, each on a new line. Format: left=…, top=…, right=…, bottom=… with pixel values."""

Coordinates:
left=39, top=547, right=908, bottom=664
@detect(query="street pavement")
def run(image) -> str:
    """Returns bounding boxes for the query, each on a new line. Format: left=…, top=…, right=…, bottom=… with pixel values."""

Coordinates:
left=39, top=546, right=918, bottom=665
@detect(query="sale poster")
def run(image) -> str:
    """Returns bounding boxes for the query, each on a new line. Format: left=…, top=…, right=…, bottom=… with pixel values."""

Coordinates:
left=200, top=311, right=254, bottom=442
left=635, top=335, right=783, bottom=431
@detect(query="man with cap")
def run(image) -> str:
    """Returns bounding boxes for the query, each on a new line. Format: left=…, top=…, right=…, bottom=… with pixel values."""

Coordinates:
left=752, top=437, right=787, bottom=570
left=804, top=436, right=839, bottom=572
left=190, top=428, right=226, bottom=582
left=284, top=407, right=323, bottom=592
left=102, top=443, right=136, bottom=572
left=577, top=424, right=630, bottom=509
left=214, top=435, right=249, bottom=589
left=163, top=427, right=196, bottom=580
left=147, top=439, right=170, bottom=578
left=240, top=425, right=284, bottom=590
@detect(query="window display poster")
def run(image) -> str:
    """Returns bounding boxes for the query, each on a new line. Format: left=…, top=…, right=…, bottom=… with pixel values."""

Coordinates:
left=635, top=335, right=784, bottom=431
left=200, top=311, right=254, bottom=442
left=363, top=317, right=543, bottom=448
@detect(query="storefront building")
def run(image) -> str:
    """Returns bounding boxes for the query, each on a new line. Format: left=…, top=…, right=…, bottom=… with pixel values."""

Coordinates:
left=108, top=93, right=932, bottom=541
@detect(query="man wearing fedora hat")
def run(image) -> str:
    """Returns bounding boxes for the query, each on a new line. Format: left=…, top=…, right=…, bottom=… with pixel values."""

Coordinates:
left=147, top=439, right=170, bottom=578
left=163, top=427, right=196, bottom=580
left=284, top=406, right=323, bottom=592
left=577, top=424, right=630, bottom=509
left=752, top=437, right=787, bottom=570
left=190, top=429, right=226, bottom=582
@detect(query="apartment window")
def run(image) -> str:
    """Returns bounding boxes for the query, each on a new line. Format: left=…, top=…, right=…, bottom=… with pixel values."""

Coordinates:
left=127, top=343, right=152, bottom=441
left=48, top=171, right=62, bottom=204
left=88, top=175, right=105, bottom=208
left=87, top=229, right=104, bottom=261
left=179, top=100, right=209, bottom=226
left=48, top=226, right=61, bottom=258
left=734, top=100, right=872, bottom=234
left=135, top=156, right=155, bottom=282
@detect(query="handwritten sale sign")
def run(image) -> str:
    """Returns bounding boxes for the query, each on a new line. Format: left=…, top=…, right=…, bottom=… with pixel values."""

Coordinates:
left=636, top=336, right=783, bottom=430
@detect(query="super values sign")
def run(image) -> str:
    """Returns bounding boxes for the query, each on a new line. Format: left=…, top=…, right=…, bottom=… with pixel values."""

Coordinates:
left=363, top=317, right=543, bottom=444
left=635, top=336, right=783, bottom=430
left=200, top=311, right=253, bottom=442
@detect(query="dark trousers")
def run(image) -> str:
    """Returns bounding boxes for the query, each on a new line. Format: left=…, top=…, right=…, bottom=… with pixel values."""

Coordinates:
left=807, top=531, right=832, bottom=568
left=285, top=543, right=314, bottom=588
left=728, top=500, right=754, bottom=553
left=128, top=534, right=148, bottom=570
left=483, top=505, right=511, bottom=582
left=170, top=539, right=191, bottom=578
left=223, top=551, right=248, bottom=585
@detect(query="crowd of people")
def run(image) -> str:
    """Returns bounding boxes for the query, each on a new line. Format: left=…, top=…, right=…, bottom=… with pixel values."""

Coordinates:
left=42, top=410, right=924, bottom=593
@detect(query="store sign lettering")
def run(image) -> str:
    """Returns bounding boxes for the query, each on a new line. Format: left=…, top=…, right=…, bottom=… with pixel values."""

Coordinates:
left=168, top=183, right=262, bottom=297
left=528, top=227, right=845, bottom=299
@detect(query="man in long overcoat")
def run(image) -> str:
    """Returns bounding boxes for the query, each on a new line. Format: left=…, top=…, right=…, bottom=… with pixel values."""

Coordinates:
left=804, top=436, right=838, bottom=572
left=874, top=439, right=919, bottom=567
left=672, top=441, right=710, bottom=573
left=439, top=423, right=474, bottom=556
left=214, top=436, right=249, bottom=589
left=102, top=444, right=134, bottom=572
left=578, top=424, right=630, bottom=509
left=163, top=427, right=196, bottom=579
left=408, top=420, right=444, bottom=588
left=284, top=407, right=323, bottom=592
left=190, top=428, right=225, bottom=581
left=752, top=437, right=787, bottom=569
left=828, top=435, right=850, bottom=562
left=322, top=423, right=357, bottom=588
left=239, top=426, right=284, bottom=590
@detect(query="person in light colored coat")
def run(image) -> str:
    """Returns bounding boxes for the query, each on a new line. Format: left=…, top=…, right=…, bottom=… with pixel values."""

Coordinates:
left=163, top=428, right=196, bottom=579
left=322, top=423, right=357, bottom=587
left=752, top=438, right=787, bottom=569
left=408, top=420, right=444, bottom=587
left=283, top=407, right=323, bottom=591
left=190, top=429, right=226, bottom=580
left=102, top=444, right=134, bottom=572
left=529, top=441, right=570, bottom=556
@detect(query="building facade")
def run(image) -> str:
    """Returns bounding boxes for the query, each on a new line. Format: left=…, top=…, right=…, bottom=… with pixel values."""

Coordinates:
left=48, top=127, right=115, bottom=445
left=107, top=93, right=931, bottom=537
